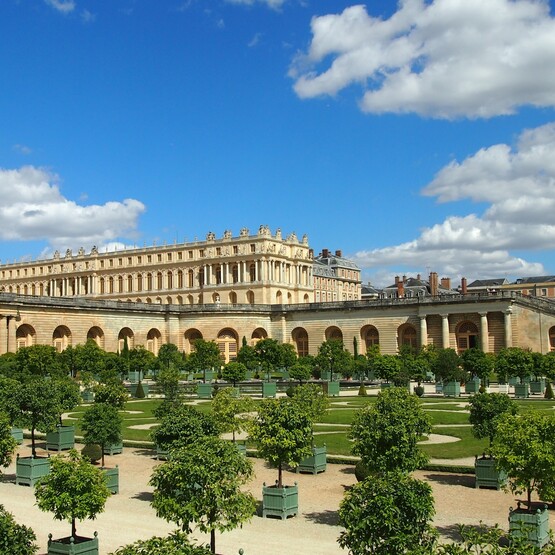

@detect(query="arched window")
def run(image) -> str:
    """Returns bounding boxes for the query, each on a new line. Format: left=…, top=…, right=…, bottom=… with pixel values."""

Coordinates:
left=550, top=327, right=555, bottom=351
left=118, top=327, right=134, bottom=351
left=16, top=324, right=36, bottom=349
left=399, top=324, right=417, bottom=349
left=108, top=277, right=114, bottom=294
left=178, top=270, right=183, bottom=288
left=87, top=326, right=104, bottom=349
left=362, top=326, right=379, bottom=349
left=457, top=321, right=479, bottom=352
left=276, top=291, right=282, bottom=304
left=147, top=273, right=153, bottom=290
left=137, top=274, right=143, bottom=292
left=146, top=328, right=162, bottom=355
left=127, top=275, right=133, bottom=292
left=249, top=263, right=256, bottom=282
left=167, top=272, right=173, bottom=290
left=52, top=325, right=72, bottom=352
left=246, top=291, right=255, bottom=305
left=229, top=291, right=237, bottom=304
left=118, top=276, right=124, bottom=293
left=217, top=329, right=238, bottom=364
left=292, top=327, right=309, bottom=357
left=232, top=265, right=239, bottom=283
left=157, top=272, right=163, bottom=290
left=99, top=278, right=105, bottom=294
left=184, top=329, right=202, bottom=353
left=251, top=328, right=267, bottom=346
left=188, top=270, right=194, bottom=288
left=215, top=265, right=222, bottom=285
left=326, top=326, right=343, bottom=342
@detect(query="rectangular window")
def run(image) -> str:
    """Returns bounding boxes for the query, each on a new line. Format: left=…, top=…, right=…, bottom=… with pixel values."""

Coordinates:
left=233, top=246, right=238, bottom=254
left=147, top=255, right=152, bottom=263
left=216, top=247, right=221, bottom=256
left=118, top=258, right=123, bottom=266
left=188, top=250, right=193, bottom=259
left=109, top=259, right=114, bottom=267
left=199, top=250, right=205, bottom=258
left=157, top=254, right=162, bottom=262
left=178, top=252, right=183, bottom=260
left=250, top=244, right=256, bottom=253
left=167, top=253, right=172, bottom=261
left=137, top=256, right=142, bottom=263
left=128, top=257, right=132, bottom=265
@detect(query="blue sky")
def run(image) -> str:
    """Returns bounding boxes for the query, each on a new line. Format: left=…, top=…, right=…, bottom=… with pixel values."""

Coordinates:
left=2, top=0, right=555, bottom=287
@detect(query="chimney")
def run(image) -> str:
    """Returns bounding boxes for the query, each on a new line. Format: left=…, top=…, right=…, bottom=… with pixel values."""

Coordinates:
left=429, top=272, right=438, bottom=296
left=397, top=280, right=404, bottom=298
left=417, top=273, right=421, bottom=280
left=440, top=277, right=451, bottom=290
left=461, top=277, right=467, bottom=295
left=395, top=275, right=400, bottom=285
left=322, top=248, right=329, bottom=258
left=335, top=250, right=342, bottom=257
left=402, top=275, right=407, bottom=283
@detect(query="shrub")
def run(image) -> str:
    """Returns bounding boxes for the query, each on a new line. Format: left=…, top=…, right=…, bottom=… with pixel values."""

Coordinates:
left=414, top=385, right=425, bottom=397
left=134, top=381, right=145, bottom=399
left=354, top=460, right=369, bottom=482
left=545, top=381, right=555, bottom=400
left=110, top=531, right=212, bottom=555
left=358, top=383, right=367, bottom=396
left=0, top=504, right=38, bottom=555
left=81, top=443, right=102, bottom=463
left=285, top=385, right=295, bottom=398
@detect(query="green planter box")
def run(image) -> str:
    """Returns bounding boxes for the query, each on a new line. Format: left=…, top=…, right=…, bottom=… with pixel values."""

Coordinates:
left=509, top=376, right=520, bottom=386
left=16, top=455, right=51, bottom=486
left=498, top=383, right=509, bottom=394
left=262, top=483, right=298, bottom=519
left=197, top=383, right=212, bottom=399
left=156, top=445, right=169, bottom=461
left=46, top=425, right=75, bottom=452
left=235, top=442, right=247, bottom=456
left=47, top=532, right=99, bottom=555
left=443, top=381, right=461, bottom=397
left=281, top=370, right=289, bottom=381
left=203, top=370, right=216, bottom=382
left=128, top=370, right=142, bottom=383
left=321, top=370, right=331, bottom=381
left=509, top=503, right=550, bottom=548
left=465, top=378, right=481, bottom=394
left=530, top=379, right=546, bottom=395
left=10, top=427, right=23, bottom=444
left=475, top=456, right=507, bottom=490
left=262, top=382, right=276, bottom=398
left=435, top=382, right=443, bottom=394
left=514, top=383, right=530, bottom=398
left=297, top=445, right=327, bottom=475
left=103, top=466, right=119, bottom=494
left=130, top=383, right=149, bottom=398
left=323, top=381, right=340, bottom=397
left=80, top=390, right=94, bottom=403
left=103, top=441, right=123, bottom=456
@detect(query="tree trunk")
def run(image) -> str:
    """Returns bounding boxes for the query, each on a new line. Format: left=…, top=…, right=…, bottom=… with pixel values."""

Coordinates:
left=71, top=517, right=76, bottom=539
left=210, top=529, right=216, bottom=554
left=278, top=463, right=283, bottom=489
left=31, top=427, right=36, bottom=458
left=101, top=444, right=105, bottom=468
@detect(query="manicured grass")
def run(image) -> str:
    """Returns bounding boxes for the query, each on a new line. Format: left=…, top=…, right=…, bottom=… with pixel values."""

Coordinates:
left=421, top=426, right=488, bottom=459
left=426, top=410, right=470, bottom=426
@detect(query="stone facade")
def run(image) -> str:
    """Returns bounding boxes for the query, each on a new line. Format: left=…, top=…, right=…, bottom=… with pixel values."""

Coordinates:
left=2, top=290, right=555, bottom=362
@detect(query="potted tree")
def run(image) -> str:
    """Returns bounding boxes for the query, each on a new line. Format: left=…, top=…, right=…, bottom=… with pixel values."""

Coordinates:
left=150, top=436, right=256, bottom=555
left=14, top=378, right=60, bottom=486
left=211, top=387, right=254, bottom=455
left=0, top=411, right=18, bottom=479
left=468, top=392, right=517, bottom=489
left=0, top=376, right=23, bottom=443
left=35, top=449, right=110, bottom=555
left=372, top=353, right=401, bottom=391
left=497, top=347, right=534, bottom=398
left=290, top=384, right=330, bottom=474
left=81, top=403, right=123, bottom=494
left=93, top=380, right=128, bottom=456
left=221, top=361, right=247, bottom=396
left=460, top=348, right=493, bottom=394
left=249, top=397, right=312, bottom=519
left=431, top=348, right=463, bottom=397
left=46, top=377, right=80, bottom=453
left=491, top=411, right=555, bottom=548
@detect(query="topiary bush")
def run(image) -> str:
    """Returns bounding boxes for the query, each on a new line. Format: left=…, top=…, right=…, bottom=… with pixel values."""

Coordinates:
left=414, top=385, right=425, bottom=397
left=134, top=381, right=145, bottom=399
left=354, top=460, right=370, bottom=482
left=285, top=385, right=295, bottom=398
left=0, top=504, right=37, bottom=555
left=358, top=383, right=367, bottom=396
left=81, top=443, right=102, bottom=463
left=545, top=381, right=554, bottom=400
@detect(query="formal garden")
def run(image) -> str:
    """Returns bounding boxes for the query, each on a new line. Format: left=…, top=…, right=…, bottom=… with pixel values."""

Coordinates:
left=2, top=339, right=555, bottom=554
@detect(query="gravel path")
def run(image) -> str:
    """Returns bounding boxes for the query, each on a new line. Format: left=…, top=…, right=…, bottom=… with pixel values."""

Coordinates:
left=2, top=441, right=554, bottom=555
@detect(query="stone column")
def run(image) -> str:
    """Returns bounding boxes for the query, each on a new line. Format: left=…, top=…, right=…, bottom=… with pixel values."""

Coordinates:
left=420, top=316, right=428, bottom=347
left=0, top=317, right=6, bottom=355
left=504, top=310, right=513, bottom=348
left=442, top=315, right=450, bottom=348
left=479, top=312, right=489, bottom=352
left=7, top=316, right=16, bottom=353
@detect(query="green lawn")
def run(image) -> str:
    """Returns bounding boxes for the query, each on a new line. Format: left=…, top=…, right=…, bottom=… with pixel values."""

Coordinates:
left=65, top=395, right=555, bottom=460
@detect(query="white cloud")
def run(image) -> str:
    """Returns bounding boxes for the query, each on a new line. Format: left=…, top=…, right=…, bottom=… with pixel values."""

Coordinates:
left=45, top=0, right=76, bottom=14
left=291, top=1, right=555, bottom=119
left=0, top=166, right=145, bottom=252
left=225, top=0, right=286, bottom=10
left=352, top=122, right=555, bottom=282
left=13, top=144, right=32, bottom=155
left=80, top=9, right=96, bottom=23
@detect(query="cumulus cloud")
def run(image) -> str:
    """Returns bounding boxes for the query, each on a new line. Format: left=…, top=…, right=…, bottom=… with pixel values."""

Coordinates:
left=44, top=0, right=76, bottom=14
left=0, top=166, right=145, bottom=252
left=353, top=122, right=555, bottom=283
left=225, top=0, right=286, bottom=10
left=290, top=0, right=555, bottom=119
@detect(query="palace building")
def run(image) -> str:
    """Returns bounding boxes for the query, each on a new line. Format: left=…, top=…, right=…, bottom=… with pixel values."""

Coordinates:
left=1, top=226, right=555, bottom=361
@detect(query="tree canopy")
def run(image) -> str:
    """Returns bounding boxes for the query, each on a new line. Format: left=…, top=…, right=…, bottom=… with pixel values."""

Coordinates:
left=81, top=403, right=123, bottom=467
left=468, top=392, right=517, bottom=449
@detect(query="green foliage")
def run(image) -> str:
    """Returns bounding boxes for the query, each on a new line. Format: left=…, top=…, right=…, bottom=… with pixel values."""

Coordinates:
left=52, top=377, right=80, bottom=425
left=134, top=381, right=146, bottom=399
left=157, top=343, right=184, bottom=371
left=0, top=412, right=17, bottom=470
left=35, top=450, right=110, bottom=538
left=414, top=384, right=425, bottom=397
left=110, top=531, right=212, bottom=555
left=431, top=348, right=463, bottom=383
left=496, top=347, right=535, bottom=382
left=81, top=443, right=102, bottom=463
left=372, top=353, right=401, bottom=383
left=155, top=365, right=181, bottom=403
left=0, top=352, right=17, bottom=378
left=211, top=388, right=254, bottom=442
left=93, top=381, right=129, bottom=409
left=542, top=352, right=555, bottom=381
left=0, top=504, right=38, bottom=555
left=151, top=403, right=218, bottom=453
left=185, top=340, right=221, bottom=374
left=249, top=397, right=313, bottom=488
left=253, top=338, right=285, bottom=373
left=315, top=339, right=353, bottom=378
left=150, top=437, right=256, bottom=555
left=351, top=387, right=431, bottom=474
left=460, top=348, right=494, bottom=382
left=492, top=411, right=555, bottom=505
left=221, top=361, right=246, bottom=386
left=128, top=346, right=157, bottom=377
left=354, top=460, right=369, bottom=482
left=468, top=392, right=517, bottom=449
left=236, top=344, right=258, bottom=372
left=15, top=345, right=65, bottom=381
left=81, top=403, right=123, bottom=467
left=289, top=362, right=312, bottom=384
left=545, top=381, right=555, bottom=400
left=338, top=471, right=437, bottom=555
left=289, top=383, right=330, bottom=423
left=72, top=340, right=107, bottom=380
left=0, top=376, right=21, bottom=424
left=357, top=383, right=367, bottom=396
left=14, top=377, right=61, bottom=457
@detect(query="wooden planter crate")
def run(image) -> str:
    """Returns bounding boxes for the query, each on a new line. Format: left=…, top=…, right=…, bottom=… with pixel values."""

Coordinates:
left=46, top=426, right=75, bottom=452
left=530, top=379, right=546, bottom=395
left=47, top=532, right=99, bottom=555
left=10, top=427, right=23, bottom=444
left=443, top=381, right=461, bottom=397
left=262, top=382, right=277, bottom=398
left=474, top=456, right=507, bottom=490
left=465, top=378, right=481, bottom=394
left=197, top=383, right=212, bottom=399
left=297, top=445, right=327, bottom=475
left=509, top=503, right=550, bottom=548
left=103, top=466, right=119, bottom=494
left=16, top=455, right=51, bottom=486
left=262, top=483, right=298, bottom=519
left=322, top=381, right=340, bottom=397
left=514, top=383, right=530, bottom=398
left=103, top=441, right=123, bottom=456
